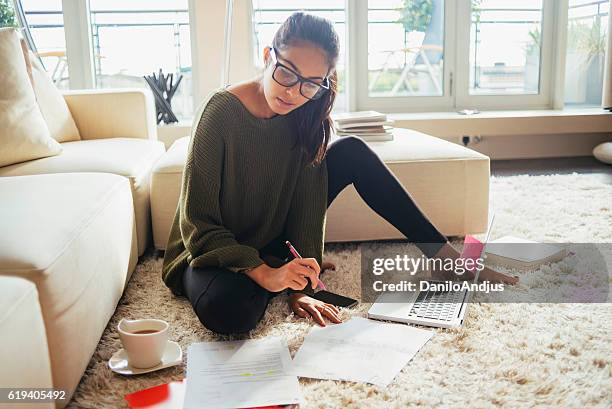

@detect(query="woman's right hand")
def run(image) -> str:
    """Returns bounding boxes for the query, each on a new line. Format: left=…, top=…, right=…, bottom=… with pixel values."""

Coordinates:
left=245, top=258, right=321, bottom=292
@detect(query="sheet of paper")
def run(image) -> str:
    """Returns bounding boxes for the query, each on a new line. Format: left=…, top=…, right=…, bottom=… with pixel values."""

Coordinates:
left=291, top=317, right=433, bottom=387
left=184, top=337, right=302, bottom=409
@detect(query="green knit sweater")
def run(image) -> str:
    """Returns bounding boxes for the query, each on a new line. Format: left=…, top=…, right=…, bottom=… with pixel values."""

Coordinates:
left=162, top=88, right=328, bottom=296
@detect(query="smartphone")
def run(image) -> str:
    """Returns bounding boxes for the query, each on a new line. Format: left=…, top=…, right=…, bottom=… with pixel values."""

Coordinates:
left=313, top=290, right=358, bottom=308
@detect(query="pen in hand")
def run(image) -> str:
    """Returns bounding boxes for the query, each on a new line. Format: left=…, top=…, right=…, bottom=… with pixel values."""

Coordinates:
left=285, top=240, right=326, bottom=291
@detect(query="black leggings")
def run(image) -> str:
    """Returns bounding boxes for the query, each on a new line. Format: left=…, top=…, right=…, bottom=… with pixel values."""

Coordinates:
left=182, top=136, right=447, bottom=334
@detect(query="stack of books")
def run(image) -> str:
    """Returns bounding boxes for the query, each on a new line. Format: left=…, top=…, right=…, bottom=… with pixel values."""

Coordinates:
left=332, top=111, right=394, bottom=142
left=484, top=236, right=568, bottom=271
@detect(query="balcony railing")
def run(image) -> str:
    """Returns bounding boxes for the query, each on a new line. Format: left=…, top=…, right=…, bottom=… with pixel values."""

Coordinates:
left=25, top=8, right=193, bottom=118
left=25, top=9, right=190, bottom=77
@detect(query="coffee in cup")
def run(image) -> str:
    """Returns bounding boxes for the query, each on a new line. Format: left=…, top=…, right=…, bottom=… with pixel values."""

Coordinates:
left=118, top=318, right=169, bottom=368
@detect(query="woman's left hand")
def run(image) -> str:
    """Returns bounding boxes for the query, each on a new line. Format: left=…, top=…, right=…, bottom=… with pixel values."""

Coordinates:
left=289, top=293, right=342, bottom=327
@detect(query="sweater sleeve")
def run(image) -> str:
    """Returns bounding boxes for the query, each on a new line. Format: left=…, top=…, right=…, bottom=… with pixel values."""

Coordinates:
left=284, top=157, right=328, bottom=296
left=180, top=95, right=266, bottom=272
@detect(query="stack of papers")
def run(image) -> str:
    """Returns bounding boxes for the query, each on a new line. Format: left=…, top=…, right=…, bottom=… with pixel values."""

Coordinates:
left=181, top=319, right=435, bottom=407
left=332, top=111, right=394, bottom=142
left=184, top=338, right=301, bottom=409
left=290, top=317, right=433, bottom=387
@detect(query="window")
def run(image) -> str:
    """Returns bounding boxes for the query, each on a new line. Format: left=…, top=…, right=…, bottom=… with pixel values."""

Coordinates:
left=251, top=0, right=347, bottom=111
left=453, top=0, right=554, bottom=110
left=19, top=1, right=611, bottom=119
left=89, top=0, right=193, bottom=119
left=354, top=0, right=559, bottom=112
left=564, top=0, right=609, bottom=107
left=367, top=0, right=445, bottom=98
left=21, top=0, right=69, bottom=90
left=468, top=0, right=543, bottom=95
left=356, top=0, right=453, bottom=111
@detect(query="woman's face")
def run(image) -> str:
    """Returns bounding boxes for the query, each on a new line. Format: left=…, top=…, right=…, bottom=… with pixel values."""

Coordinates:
left=262, top=42, right=330, bottom=115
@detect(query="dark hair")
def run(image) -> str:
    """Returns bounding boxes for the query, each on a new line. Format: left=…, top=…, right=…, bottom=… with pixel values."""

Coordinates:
left=270, top=11, right=339, bottom=166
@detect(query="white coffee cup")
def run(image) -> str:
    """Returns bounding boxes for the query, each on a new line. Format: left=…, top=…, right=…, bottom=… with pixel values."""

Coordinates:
left=117, top=318, right=169, bottom=368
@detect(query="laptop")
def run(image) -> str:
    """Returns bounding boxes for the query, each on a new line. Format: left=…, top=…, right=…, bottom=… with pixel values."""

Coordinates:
left=367, top=215, right=495, bottom=329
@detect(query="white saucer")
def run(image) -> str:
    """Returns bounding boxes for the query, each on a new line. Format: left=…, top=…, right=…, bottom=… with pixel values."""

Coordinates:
left=109, top=341, right=182, bottom=375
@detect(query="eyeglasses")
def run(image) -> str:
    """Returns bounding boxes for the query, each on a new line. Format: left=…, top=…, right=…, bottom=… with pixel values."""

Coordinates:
left=269, top=47, right=330, bottom=100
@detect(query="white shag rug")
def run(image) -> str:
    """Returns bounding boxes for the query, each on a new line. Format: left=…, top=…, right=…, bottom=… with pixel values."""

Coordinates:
left=69, top=173, right=612, bottom=408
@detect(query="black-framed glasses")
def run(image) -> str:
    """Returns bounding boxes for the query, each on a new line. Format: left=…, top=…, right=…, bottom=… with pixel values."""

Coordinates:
left=269, top=46, right=330, bottom=100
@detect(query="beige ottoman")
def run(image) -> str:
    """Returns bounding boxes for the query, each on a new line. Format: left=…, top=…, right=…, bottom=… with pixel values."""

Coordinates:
left=150, top=129, right=489, bottom=250
left=0, top=173, right=138, bottom=407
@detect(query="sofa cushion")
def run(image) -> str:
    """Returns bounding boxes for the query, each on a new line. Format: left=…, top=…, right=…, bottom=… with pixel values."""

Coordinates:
left=0, top=173, right=137, bottom=404
left=28, top=50, right=81, bottom=143
left=0, top=28, right=61, bottom=168
left=0, top=137, right=166, bottom=255
left=0, top=276, right=54, bottom=400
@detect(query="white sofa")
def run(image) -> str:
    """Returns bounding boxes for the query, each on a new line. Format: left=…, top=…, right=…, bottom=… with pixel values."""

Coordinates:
left=151, top=128, right=490, bottom=250
left=0, top=27, right=163, bottom=408
left=0, top=173, right=138, bottom=407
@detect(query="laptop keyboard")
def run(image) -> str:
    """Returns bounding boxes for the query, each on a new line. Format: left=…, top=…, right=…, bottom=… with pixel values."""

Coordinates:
left=408, top=288, right=466, bottom=322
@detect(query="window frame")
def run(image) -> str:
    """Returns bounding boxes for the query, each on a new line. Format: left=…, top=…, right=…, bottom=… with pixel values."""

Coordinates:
left=61, top=0, right=96, bottom=89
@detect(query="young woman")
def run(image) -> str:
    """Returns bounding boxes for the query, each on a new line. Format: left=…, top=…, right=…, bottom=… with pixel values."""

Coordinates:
left=162, top=12, right=518, bottom=335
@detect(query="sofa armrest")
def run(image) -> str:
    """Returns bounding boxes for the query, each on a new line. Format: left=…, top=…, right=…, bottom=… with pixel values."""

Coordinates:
left=63, top=88, right=158, bottom=141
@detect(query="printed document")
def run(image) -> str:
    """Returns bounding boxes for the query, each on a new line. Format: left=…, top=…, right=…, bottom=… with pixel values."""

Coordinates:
left=184, top=337, right=302, bottom=409
left=291, top=317, right=433, bottom=387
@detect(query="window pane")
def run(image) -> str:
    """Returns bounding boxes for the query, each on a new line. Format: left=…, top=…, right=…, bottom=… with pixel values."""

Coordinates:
left=22, top=0, right=69, bottom=90
left=368, top=0, right=444, bottom=98
left=469, top=0, right=543, bottom=95
left=251, top=1, right=347, bottom=111
left=564, top=0, right=609, bottom=107
left=89, top=0, right=193, bottom=120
